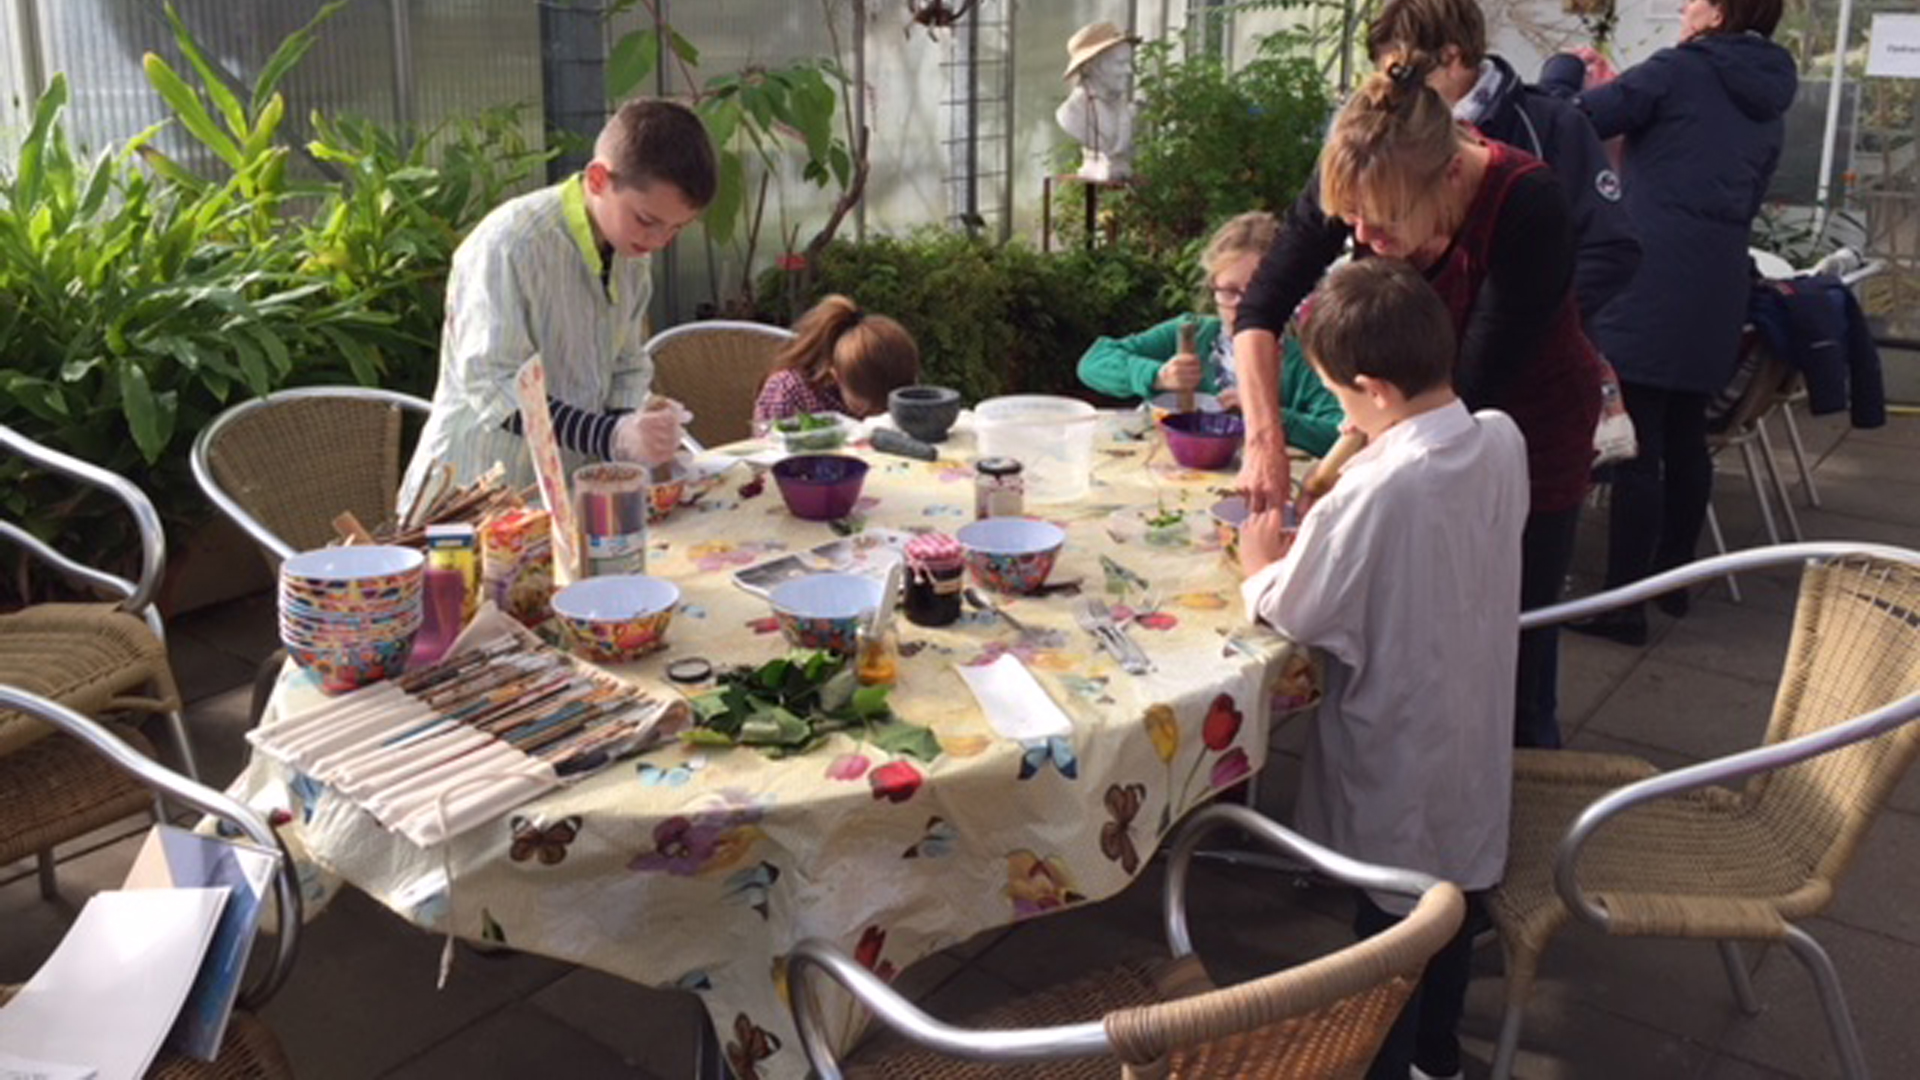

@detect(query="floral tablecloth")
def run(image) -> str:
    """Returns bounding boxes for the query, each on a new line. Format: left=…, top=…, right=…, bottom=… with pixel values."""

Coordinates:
left=232, top=415, right=1318, bottom=1080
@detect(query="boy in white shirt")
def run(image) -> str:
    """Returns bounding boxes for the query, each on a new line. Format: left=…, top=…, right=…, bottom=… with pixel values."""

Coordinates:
left=1239, top=258, right=1529, bottom=1080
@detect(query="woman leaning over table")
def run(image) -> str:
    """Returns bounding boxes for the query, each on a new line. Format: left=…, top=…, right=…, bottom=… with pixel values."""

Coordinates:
left=1540, top=0, right=1795, bottom=646
left=1075, top=211, right=1345, bottom=457
left=1232, top=54, right=1602, bottom=750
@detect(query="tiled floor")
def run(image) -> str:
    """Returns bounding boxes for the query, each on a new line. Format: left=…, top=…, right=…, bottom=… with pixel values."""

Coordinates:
left=6, top=408, right=1920, bottom=1078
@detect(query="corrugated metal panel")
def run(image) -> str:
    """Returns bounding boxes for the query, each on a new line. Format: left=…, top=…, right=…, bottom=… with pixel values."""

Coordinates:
left=405, top=0, right=542, bottom=143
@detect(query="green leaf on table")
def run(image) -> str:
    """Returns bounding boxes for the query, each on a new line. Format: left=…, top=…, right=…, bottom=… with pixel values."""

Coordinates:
left=869, top=720, right=942, bottom=763
left=850, top=685, right=891, bottom=720
left=681, top=727, right=737, bottom=748
left=739, top=706, right=810, bottom=747
left=817, top=668, right=858, bottom=713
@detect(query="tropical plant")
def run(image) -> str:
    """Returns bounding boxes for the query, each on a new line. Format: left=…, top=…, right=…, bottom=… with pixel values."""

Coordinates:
left=0, top=2, right=545, bottom=581
left=606, top=0, right=867, bottom=311
left=1052, top=35, right=1331, bottom=257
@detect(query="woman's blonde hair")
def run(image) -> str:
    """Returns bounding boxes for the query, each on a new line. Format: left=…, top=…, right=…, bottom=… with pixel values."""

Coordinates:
left=1199, top=211, right=1279, bottom=279
left=1319, top=51, right=1470, bottom=244
left=771, top=295, right=921, bottom=410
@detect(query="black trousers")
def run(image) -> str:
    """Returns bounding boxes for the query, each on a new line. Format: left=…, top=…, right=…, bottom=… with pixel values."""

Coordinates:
left=1515, top=505, right=1581, bottom=749
left=1605, top=384, right=1713, bottom=598
left=1357, top=889, right=1489, bottom=1080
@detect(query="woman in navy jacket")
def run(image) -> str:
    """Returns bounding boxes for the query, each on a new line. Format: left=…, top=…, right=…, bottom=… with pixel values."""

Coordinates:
left=1545, top=0, right=1796, bottom=643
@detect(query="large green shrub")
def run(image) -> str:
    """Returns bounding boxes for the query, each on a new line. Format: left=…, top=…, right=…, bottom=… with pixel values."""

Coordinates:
left=759, top=232, right=1192, bottom=402
left=1053, top=35, right=1332, bottom=256
left=0, top=4, right=546, bottom=579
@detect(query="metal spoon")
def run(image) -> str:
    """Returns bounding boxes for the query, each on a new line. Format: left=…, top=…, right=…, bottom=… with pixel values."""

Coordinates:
left=964, top=586, right=1047, bottom=645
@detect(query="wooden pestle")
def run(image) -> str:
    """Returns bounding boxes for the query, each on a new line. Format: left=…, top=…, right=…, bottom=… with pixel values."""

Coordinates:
left=1301, top=430, right=1368, bottom=499
left=1175, top=317, right=1197, bottom=414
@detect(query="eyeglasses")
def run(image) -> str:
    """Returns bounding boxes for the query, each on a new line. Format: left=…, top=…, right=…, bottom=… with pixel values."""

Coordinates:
left=1211, top=284, right=1246, bottom=304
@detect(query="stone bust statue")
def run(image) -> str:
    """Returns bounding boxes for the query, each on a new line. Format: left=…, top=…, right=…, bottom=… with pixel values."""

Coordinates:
left=1055, top=22, right=1139, bottom=182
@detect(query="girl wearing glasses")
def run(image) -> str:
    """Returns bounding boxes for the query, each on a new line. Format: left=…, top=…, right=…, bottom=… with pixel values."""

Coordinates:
left=1074, top=212, right=1344, bottom=456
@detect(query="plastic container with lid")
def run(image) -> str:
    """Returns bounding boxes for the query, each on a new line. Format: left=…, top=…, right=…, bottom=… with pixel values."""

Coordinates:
left=972, top=395, right=1098, bottom=504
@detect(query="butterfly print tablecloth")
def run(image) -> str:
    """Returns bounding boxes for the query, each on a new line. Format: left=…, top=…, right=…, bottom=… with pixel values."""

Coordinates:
left=231, top=416, right=1320, bottom=1080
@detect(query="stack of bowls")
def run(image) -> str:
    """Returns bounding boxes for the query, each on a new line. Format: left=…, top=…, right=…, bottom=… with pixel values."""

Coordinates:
left=279, top=546, right=425, bottom=695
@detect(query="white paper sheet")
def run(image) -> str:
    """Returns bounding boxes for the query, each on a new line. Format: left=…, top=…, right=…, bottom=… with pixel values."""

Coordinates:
left=124, top=827, right=282, bottom=1061
left=0, top=1052, right=96, bottom=1079
left=0, top=889, right=229, bottom=1080
left=955, top=654, right=1073, bottom=740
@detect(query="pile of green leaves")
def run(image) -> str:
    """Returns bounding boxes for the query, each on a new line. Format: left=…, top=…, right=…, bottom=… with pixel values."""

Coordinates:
left=1050, top=35, right=1332, bottom=257
left=687, top=651, right=940, bottom=761
left=759, top=230, right=1191, bottom=403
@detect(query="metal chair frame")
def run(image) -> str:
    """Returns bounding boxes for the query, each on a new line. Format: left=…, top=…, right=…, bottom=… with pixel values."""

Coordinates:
left=1495, top=541, right=1920, bottom=1080
left=0, top=422, right=197, bottom=780
left=0, top=684, right=303, bottom=1009
left=787, top=803, right=1461, bottom=1079
left=190, top=385, right=431, bottom=564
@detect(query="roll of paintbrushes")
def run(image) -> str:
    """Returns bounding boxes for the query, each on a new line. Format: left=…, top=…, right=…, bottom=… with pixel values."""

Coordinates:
left=573, top=462, right=650, bottom=577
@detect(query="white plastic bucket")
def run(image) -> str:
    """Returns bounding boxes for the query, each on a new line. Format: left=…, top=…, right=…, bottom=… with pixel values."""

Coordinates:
left=973, top=395, right=1098, bottom=503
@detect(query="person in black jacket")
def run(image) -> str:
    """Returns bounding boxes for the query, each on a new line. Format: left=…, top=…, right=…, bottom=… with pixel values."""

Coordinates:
left=1366, top=0, right=1641, bottom=327
left=1542, top=0, right=1797, bottom=645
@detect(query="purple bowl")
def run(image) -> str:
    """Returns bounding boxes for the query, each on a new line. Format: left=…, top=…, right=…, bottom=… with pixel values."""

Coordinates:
left=1162, top=411, right=1246, bottom=471
left=772, top=454, right=870, bottom=521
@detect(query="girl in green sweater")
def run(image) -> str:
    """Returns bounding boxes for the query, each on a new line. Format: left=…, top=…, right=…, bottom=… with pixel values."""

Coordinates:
left=1076, top=212, right=1344, bottom=456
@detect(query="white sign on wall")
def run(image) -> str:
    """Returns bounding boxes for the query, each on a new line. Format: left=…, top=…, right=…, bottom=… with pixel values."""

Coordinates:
left=1866, top=13, right=1920, bottom=79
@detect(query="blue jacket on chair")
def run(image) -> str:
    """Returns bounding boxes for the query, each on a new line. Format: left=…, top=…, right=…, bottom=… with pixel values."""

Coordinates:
left=1747, top=275, right=1887, bottom=429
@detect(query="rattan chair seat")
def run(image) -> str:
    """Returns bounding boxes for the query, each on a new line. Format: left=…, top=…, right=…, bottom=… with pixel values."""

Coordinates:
left=1492, top=749, right=1821, bottom=959
left=0, top=987, right=291, bottom=1080
left=0, top=722, right=158, bottom=867
left=0, top=604, right=180, bottom=757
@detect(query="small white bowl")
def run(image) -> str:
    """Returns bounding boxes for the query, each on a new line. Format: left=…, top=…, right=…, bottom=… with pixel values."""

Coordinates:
left=955, top=517, right=1067, bottom=556
left=551, top=575, right=680, bottom=621
left=282, top=545, right=424, bottom=583
left=769, top=573, right=885, bottom=653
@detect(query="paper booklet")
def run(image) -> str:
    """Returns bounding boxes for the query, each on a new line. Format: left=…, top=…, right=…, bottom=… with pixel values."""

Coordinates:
left=124, top=825, right=283, bottom=1061
left=731, top=528, right=914, bottom=599
left=0, top=888, right=228, bottom=1080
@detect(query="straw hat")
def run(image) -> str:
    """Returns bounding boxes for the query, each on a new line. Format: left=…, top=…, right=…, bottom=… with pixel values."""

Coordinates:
left=1063, top=22, right=1140, bottom=80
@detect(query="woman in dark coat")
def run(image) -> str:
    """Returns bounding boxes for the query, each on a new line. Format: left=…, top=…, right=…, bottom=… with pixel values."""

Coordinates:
left=1544, top=0, right=1796, bottom=643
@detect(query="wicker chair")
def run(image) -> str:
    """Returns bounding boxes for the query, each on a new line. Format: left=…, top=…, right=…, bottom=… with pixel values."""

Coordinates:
left=1, top=423, right=197, bottom=899
left=0, top=685, right=303, bottom=1080
left=645, top=320, right=795, bottom=448
left=788, top=803, right=1466, bottom=1080
left=191, top=387, right=429, bottom=724
left=1491, top=542, right=1920, bottom=1080
left=191, top=386, right=430, bottom=565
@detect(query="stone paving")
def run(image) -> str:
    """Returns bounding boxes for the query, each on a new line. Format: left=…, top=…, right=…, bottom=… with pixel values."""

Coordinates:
left=5, top=408, right=1919, bottom=1078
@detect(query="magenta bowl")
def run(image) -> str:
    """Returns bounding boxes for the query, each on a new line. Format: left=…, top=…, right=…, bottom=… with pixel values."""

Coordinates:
left=772, top=454, right=870, bottom=521
left=1162, top=411, right=1245, bottom=470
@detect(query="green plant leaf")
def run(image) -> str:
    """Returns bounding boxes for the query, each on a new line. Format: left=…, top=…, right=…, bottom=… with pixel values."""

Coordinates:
left=133, top=144, right=211, bottom=195
left=117, top=361, right=169, bottom=462
left=163, top=1, right=248, bottom=137
left=850, top=685, right=890, bottom=720
left=14, top=73, right=70, bottom=211
left=144, top=53, right=242, bottom=169
left=251, top=1, right=345, bottom=115
left=243, top=93, right=286, bottom=162
left=869, top=720, right=942, bottom=763
left=667, top=28, right=699, bottom=66
left=607, top=29, right=658, bottom=100
left=704, top=151, right=744, bottom=245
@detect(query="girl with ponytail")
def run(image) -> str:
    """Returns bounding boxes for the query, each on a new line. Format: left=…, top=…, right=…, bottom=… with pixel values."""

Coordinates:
left=753, top=295, right=922, bottom=424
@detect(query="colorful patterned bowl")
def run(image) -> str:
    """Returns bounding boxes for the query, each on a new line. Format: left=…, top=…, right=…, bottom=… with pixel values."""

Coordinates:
left=1210, top=496, right=1250, bottom=564
left=551, top=575, right=681, bottom=664
left=287, top=633, right=416, bottom=696
left=769, top=573, right=884, bottom=654
left=955, top=518, right=1066, bottom=594
left=281, top=545, right=424, bottom=591
left=772, top=454, right=870, bottom=522
left=1161, top=411, right=1245, bottom=470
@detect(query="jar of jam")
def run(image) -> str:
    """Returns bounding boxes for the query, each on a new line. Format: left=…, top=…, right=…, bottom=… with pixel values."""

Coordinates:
left=902, top=533, right=965, bottom=627
left=974, top=458, right=1024, bottom=520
